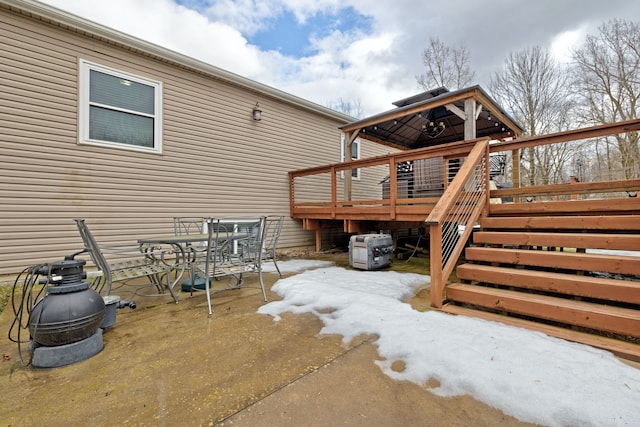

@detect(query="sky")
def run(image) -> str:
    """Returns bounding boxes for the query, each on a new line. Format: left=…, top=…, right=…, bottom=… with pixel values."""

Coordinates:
left=258, top=259, right=640, bottom=427
left=40, top=0, right=640, bottom=117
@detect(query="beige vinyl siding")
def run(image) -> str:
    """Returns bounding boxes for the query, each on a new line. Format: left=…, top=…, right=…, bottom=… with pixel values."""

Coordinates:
left=348, top=139, right=394, bottom=201
left=0, top=5, right=352, bottom=274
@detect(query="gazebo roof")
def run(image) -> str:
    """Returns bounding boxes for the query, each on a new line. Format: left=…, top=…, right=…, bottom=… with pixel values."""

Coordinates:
left=340, top=85, right=523, bottom=150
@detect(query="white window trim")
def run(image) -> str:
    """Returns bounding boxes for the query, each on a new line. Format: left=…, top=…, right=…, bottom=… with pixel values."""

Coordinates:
left=79, top=59, right=163, bottom=154
left=340, top=134, right=361, bottom=180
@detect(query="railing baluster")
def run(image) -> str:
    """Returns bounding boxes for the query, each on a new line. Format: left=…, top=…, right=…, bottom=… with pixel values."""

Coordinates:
left=390, top=156, right=397, bottom=219
left=331, top=166, right=337, bottom=219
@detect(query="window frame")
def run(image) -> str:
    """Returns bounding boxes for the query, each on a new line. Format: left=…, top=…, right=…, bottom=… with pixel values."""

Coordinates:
left=78, top=59, right=163, bottom=154
left=340, top=135, right=361, bottom=180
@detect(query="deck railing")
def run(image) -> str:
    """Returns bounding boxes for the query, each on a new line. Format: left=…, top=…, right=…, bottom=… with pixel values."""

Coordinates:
left=289, top=138, right=485, bottom=222
left=425, top=139, right=489, bottom=308
left=487, top=119, right=640, bottom=214
left=288, top=118, right=640, bottom=308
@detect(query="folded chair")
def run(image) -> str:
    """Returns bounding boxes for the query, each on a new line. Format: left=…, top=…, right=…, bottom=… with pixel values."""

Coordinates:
left=74, top=218, right=180, bottom=302
left=263, top=215, right=284, bottom=277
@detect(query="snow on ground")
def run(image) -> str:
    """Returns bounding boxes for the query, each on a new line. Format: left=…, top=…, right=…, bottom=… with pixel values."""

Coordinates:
left=258, top=261, right=640, bottom=427
left=261, top=259, right=333, bottom=273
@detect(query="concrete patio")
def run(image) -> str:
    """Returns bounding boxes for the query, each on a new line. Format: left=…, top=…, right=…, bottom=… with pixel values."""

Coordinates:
left=0, top=255, right=533, bottom=426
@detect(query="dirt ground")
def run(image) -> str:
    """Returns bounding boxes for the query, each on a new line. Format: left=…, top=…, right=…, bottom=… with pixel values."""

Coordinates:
left=0, top=254, right=536, bottom=426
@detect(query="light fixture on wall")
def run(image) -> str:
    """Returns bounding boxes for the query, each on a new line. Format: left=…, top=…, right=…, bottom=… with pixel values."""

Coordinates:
left=252, top=102, right=262, bottom=121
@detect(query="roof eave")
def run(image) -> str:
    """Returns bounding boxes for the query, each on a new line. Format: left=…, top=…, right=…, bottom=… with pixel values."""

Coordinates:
left=340, top=85, right=523, bottom=137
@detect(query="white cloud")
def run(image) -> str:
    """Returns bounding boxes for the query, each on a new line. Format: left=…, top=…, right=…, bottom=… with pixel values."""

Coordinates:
left=44, top=0, right=264, bottom=76
left=198, top=0, right=280, bottom=36
left=41, top=0, right=640, bottom=117
left=551, top=27, right=587, bottom=63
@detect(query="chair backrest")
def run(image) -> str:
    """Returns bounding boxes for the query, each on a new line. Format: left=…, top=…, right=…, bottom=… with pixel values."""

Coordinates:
left=240, top=216, right=268, bottom=263
left=173, top=217, right=205, bottom=235
left=74, top=218, right=112, bottom=293
left=202, top=217, right=231, bottom=266
left=209, top=217, right=267, bottom=263
left=263, top=215, right=284, bottom=258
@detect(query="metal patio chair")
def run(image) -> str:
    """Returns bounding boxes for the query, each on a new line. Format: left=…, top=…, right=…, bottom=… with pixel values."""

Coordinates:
left=189, top=216, right=268, bottom=316
left=263, top=215, right=284, bottom=277
left=173, top=217, right=205, bottom=236
left=173, top=216, right=207, bottom=291
left=74, top=218, right=180, bottom=302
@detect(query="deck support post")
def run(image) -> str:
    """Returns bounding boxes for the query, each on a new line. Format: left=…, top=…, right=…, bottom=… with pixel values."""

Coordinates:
left=315, top=229, right=322, bottom=252
left=429, top=224, right=444, bottom=308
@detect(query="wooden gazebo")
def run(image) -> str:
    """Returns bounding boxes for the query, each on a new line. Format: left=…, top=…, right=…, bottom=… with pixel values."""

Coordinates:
left=290, top=85, right=523, bottom=237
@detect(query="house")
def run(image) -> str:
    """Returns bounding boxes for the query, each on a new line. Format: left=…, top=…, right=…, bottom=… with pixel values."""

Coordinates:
left=0, top=0, right=392, bottom=275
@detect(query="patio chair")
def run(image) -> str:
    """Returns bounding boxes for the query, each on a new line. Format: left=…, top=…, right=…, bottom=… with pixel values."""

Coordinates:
left=173, top=216, right=208, bottom=259
left=263, top=215, right=284, bottom=277
left=173, top=217, right=205, bottom=236
left=74, top=218, right=179, bottom=302
left=189, top=216, right=268, bottom=316
left=178, top=217, right=230, bottom=295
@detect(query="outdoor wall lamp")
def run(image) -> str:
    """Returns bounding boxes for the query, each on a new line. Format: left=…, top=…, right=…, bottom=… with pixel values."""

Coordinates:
left=252, top=102, right=262, bottom=121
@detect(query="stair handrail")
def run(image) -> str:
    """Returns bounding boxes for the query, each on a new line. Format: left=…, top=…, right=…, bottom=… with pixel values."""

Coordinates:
left=425, top=138, right=490, bottom=308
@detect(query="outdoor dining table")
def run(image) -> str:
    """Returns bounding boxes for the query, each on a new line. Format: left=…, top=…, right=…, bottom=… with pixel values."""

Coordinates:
left=137, top=232, right=249, bottom=298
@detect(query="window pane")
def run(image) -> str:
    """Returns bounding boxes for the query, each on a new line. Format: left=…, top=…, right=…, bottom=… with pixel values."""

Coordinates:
left=351, top=141, right=359, bottom=178
left=90, top=70, right=155, bottom=114
left=89, top=106, right=154, bottom=147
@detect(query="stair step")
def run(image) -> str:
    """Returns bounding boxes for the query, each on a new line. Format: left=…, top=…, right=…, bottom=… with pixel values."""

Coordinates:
left=473, top=231, right=640, bottom=252
left=464, top=246, right=640, bottom=276
left=480, top=215, right=640, bottom=231
left=488, top=198, right=640, bottom=217
left=441, top=304, right=640, bottom=362
left=446, top=283, right=640, bottom=338
left=456, top=264, right=640, bottom=304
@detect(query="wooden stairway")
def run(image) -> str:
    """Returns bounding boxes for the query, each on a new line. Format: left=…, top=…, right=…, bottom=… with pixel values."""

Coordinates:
left=441, top=214, right=640, bottom=361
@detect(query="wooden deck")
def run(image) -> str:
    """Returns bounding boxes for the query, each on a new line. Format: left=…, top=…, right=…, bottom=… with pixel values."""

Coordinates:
left=289, top=119, right=640, bottom=360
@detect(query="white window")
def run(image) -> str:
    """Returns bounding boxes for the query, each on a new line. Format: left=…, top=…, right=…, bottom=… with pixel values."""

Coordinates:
left=340, top=134, right=360, bottom=179
left=79, top=60, right=162, bottom=153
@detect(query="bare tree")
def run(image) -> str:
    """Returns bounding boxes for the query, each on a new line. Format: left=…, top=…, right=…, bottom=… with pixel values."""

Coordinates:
left=491, top=46, right=573, bottom=136
left=327, top=97, right=364, bottom=119
left=490, top=46, right=576, bottom=186
left=571, top=19, right=640, bottom=179
left=416, top=37, right=475, bottom=90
